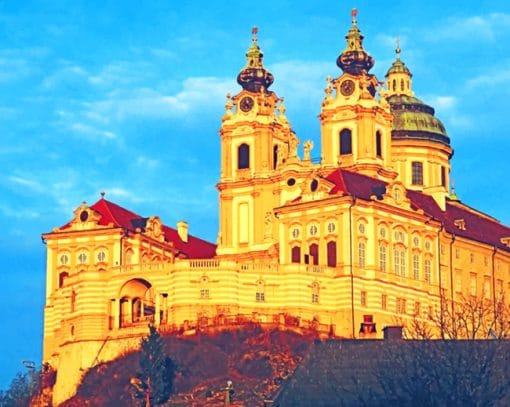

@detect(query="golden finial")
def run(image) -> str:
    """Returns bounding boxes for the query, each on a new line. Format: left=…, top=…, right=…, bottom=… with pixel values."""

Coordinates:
left=325, top=75, right=332, bottom=97
left=252, top=26, right=258, bottom=42
left=396, top=37, right=401, bottom=60
left=100, top=191, right=105, bottom=199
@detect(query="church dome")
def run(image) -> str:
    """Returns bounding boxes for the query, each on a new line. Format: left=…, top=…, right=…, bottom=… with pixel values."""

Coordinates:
left=336, top=9, right=374, bottom=75
left=388, top=94, right=450, bottom=146
left=237, top=27, right=274, bottom=92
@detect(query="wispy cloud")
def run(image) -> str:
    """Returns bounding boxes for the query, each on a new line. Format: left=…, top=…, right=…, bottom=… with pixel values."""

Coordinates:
left=424, top=13, right=510, bottom=42
left=467, top=68, right=510, bottom=90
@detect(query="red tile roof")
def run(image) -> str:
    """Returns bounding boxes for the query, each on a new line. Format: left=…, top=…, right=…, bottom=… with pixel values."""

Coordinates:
left=324, top=169, right=510, bottom=253
left=86, top=199, right=217, bottom=259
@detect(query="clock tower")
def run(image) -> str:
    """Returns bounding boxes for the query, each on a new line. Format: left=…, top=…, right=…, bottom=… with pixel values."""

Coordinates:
left=217, top=28, right=293, bottom=256
left=320, top=10, right=395, bottom=181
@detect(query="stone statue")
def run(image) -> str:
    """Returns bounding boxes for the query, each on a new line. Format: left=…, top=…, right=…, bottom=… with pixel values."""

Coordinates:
left=303, top=140, right=314, bottom=161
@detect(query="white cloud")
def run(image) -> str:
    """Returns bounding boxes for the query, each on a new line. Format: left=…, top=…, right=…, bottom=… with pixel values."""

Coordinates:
left=82, top=76, right=234, bottom=123
left=41, top=64, right=88, bottom=89
left=0, top=204, right=40, bottom=219
left=426, top=95, right=457, bottom=110
left=467, top=68, right=510, bottom=89
left=425, top=13, right=510, bottom=42
left=136, top=156, right=159, bottom=170
left=8, top=176, right=44, bottom=193
left=69, top=122, right=117, bottom=140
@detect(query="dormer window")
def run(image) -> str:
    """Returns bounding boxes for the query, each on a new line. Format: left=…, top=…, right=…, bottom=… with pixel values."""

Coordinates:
left=501, top=237, right=510, bottom=248
left=454, top=219, right=466, bottom=231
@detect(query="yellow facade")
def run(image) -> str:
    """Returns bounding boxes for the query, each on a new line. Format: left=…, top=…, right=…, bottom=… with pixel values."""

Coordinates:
left=42, top=11, right=510, bottom=404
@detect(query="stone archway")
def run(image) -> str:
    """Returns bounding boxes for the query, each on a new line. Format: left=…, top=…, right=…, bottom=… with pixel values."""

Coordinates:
left=118, top=278, right=155, bottom=327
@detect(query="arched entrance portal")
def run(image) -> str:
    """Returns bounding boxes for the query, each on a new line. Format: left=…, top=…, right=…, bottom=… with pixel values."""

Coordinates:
left=118, top=279, right=155, bottom=327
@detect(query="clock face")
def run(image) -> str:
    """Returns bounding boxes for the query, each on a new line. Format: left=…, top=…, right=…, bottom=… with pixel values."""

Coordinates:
left=239, top=96, right=254, bottom=112
left=340, top=79, right=355, bottom=96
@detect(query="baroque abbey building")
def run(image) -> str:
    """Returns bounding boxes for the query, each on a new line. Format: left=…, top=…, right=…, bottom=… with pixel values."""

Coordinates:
left=43, top=11, right=510, bottom=403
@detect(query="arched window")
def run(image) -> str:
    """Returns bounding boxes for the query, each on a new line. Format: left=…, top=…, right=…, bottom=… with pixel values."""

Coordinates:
left=400, top=79, right=405, bottom=91
left=339, top=129, right=352, bottom=155
left=238, top=143, right=250, bottom=169
left=273, top=145, right=278, bottom=169
left=59, top=272, right=69, bottom=288
left=392, top=79, right=397, bottom=91
left=327, top=241, right=337, bottom=267
left=376, top=131, right=382, bottom=158
left=309, top=243, right=319, bottom=266
left=411, top=162, right=423, bottom=185
left=291, top=246, right=301, bottom=263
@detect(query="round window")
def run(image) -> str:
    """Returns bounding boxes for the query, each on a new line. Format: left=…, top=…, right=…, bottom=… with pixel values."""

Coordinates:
left=80, top=210, right=89, bottom=222
left=310, top=179, right=319, bottom=192
left=310, top=224, right=318, bottom=236
left=287, top=178, right=296, bottom=186
left=292, top=228, right=300, bottom=239
left=60, top=254, right=69, bottom=265
left=327, top=222, right=336, bottom=233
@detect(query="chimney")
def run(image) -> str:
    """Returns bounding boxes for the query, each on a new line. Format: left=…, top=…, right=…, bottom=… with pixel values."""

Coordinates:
left=383, top=326, right=403, bottom=341
left=177, top=221, right=188, bottom=243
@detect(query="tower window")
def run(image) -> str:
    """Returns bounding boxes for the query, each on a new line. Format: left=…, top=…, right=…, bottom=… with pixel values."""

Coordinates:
left=411, top=162, right=423, bottom=185
left=273, top=145, right=278, bottom=169
left=441, top=166, right=447, bottom=187
left=291, top=246, right=301, bottom=263
left=376, top=131, right=382, bottom=158
left=339, top=129, right=352, bottom=155
left=238, top=143, right=250, bottom=169
left=309, top=243, right=319, bottom=266
left=327, top=241, right=337, bottom=267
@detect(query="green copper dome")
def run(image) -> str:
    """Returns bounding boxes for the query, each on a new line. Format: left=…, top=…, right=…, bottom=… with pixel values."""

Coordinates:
left=387, top=94, right=450, bottom=146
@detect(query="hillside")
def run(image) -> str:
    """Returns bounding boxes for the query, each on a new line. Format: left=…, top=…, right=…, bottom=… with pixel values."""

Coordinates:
left=60, top=326, right=315, bottom=406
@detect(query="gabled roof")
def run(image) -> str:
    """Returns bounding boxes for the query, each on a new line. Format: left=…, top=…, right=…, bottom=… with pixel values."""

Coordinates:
left=82, top=199, right=216, bottom=259
left=323, top=169, right=510, bottom=252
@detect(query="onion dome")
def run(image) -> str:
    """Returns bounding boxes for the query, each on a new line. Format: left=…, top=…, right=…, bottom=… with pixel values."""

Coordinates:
left=237, top=27, right=274, bottom=92
left=336, top=9, right=375, bottom=75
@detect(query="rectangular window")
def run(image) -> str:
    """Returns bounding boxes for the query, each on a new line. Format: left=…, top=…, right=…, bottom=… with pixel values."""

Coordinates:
left=291, top=246, right=301, bottom=263
left=470, top=253, right=475, bottom=264
left=484, top=277, right=491, bottom=299
left=312, top=293, right=319, bottom=304
left=455, top=248, right=460, bottom=259
left=379, top=245, right=387, bottom=272
left=358, top=241, right=366, bottom=267
left=396, top=298, right=406, bottom=314
left=455, top=270, right=462, bottom=293
left=200, top=288, right=210, bottom=299
left=361, top=291, right=367, bottom=307
left=470, top=273, right=477, bottom=296
left=497, top=279, right=503, bottom=301
left=413, top=254, right=420, bottom=280
left=414, top=301, right=421, bottom=316
left=394, top=249, right=405, bottom=276
left=425, top=259, right=432, bottom=284
left=381, top=294, right=387, bottom=311
left=441, top=166, right=447, bottom=187
left=411, top=162, right=423, bottom=185
left=256, top=292, right=265, bottom=302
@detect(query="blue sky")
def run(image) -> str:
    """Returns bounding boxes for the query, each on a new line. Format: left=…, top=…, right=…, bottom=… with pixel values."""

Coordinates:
left=1, top=0, right=509, bottom=389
